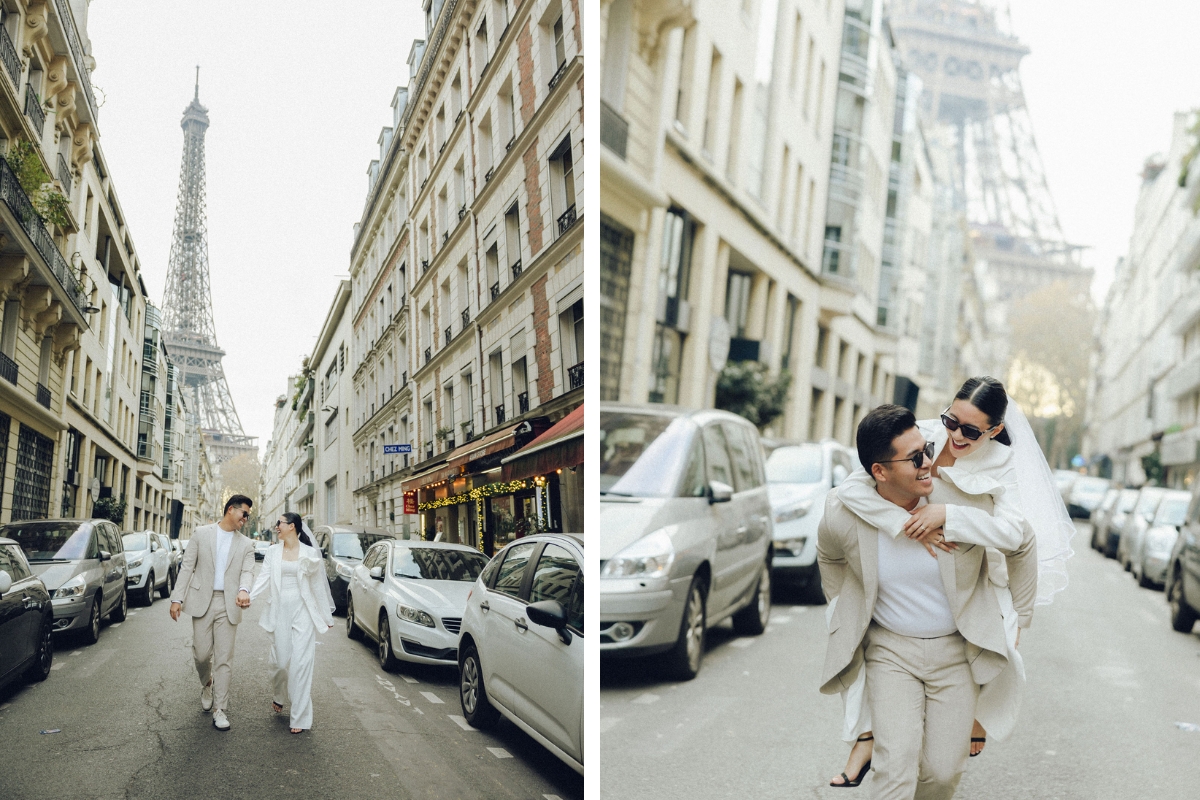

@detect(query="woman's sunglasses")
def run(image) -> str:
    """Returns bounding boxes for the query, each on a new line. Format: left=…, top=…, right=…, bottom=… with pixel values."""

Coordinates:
left=940, top=410, right=998, bottom=441
left=876, top=441, right=935, bottom=469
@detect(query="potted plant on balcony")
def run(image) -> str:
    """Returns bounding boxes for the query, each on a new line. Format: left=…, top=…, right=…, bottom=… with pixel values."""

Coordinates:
left=3, top=140, right=71, bottom=229
left=434, top=425, right=454, bottom=441
left=460, top=421, right=474, bottom=442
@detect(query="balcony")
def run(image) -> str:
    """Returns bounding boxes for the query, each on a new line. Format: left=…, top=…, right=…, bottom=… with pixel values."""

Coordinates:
left=517, top=391, right=529, bottom=414
left=56, top=153, right=71, bottom=193
left=461, top=308, right=470, bottom=329
left=601, top=100, right=629, bottom=159
left=490, top=281, right=500, bottom=302
left=485, top=166, right=495, bottom=183
left=425, top=440, right=434, bottom=460
left=421, top=259, right=430, bottom=275
left=506, top=136, right=516, bottom=153
left=0, top=351, right=16, bottom=385
left=139, top=408, right=157, bottom=425
left=568, top=361, right=583, bottom=391
left=557, top=205, right=577, bottom=236
left=442, top=231, right=450, bottom=246
left=401, top=370, right=408, bottom=387
left=444, top=325, right=453, bottom=345
left=444, top=437, right=456, bottom=451
left=458, top=205, right=467, bottom=221
left=511, top=259, right=523, bottom=280
left=142, top=341, right=158, bottom=374
left=495, top=404, right=505, bottom=424
left=0, top=25, right=18, bottom=88
left=24, top=85, right=45, bottom=138
left=548, top=60, right=568, bottom=90
left=36, top=383, right=50, bottom=409
left=424, top=347, right=432, bottom=364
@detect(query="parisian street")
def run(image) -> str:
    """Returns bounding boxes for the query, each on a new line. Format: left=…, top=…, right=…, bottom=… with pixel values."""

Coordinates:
left=600, top=522, right=1200, bottom=799
left=0, top=565, right=582, bottom=800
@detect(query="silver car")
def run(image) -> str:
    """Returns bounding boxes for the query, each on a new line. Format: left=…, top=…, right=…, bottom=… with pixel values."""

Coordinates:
left=1099, top=488, right=1139, bottom=557
left=764, top=440, right=855, bottom=600
left=599, top=405, right=774, bottom=680
left=1118, top=487, right=1166, bottom=570
left=1132, top=489, right=1190, bottom=588
left=0, top=519, right=128, bottom=644
left=121, top=531, right=172, bottom=606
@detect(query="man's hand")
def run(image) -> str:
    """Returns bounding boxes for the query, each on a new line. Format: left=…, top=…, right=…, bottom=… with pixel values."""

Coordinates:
left=170, top=601, right=182, bottom=621
left=903, top=503, right=948, bottom=539
left=236, top=589, right=251, bottom=609
left=911, top=526, right=957, bottom=558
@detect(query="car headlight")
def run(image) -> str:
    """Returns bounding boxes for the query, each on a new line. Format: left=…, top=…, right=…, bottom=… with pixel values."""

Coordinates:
left=397, top=604, right=435, bottom=627
left=779, top=537, right=808, bottom=552
left=774, top=501, right=813, bottom=524
left=335, top=561, right=353, bottom=578
left=128, top=558, right=143, bottom=569
left=601, top=529, right=674, bottom=579
left=55, top=574, right=87, bottom=599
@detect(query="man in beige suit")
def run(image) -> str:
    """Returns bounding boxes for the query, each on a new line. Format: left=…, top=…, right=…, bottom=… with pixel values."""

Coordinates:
left=817, top=406, right=1037, bottom=799
left=169, top=494, right=256, bottom=731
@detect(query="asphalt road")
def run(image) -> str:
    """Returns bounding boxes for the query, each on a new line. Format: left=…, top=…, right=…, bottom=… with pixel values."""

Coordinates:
left=0, top=564, right=582, bottom=800
left=600, top=521, right=1200, bottom=799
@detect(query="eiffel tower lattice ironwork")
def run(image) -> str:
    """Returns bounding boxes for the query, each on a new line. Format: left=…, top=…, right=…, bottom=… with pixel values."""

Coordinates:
left=160, top=71, right=256, bottom=464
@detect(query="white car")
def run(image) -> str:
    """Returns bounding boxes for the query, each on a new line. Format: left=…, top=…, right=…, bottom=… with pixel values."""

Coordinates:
left=458, top=533, right=584, bottom=775
left=121, top=531, right=172, bottom=606
left=346, top=540, right=491, bottom=669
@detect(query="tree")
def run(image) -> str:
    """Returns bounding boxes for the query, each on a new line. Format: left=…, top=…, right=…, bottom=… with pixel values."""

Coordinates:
left=220, top=452, right=263, bottom=529
left=1005, top=279, right=1096, bottom=468
left=714, top=361, right=791, bottom=430
left=92, top=496, right=127, bottom=525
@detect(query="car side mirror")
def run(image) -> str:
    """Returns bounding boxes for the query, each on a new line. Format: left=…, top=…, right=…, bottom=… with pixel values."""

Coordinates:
left=832, top=465, right=849, bottom=487
left=0, top=572, right=11, bottom=594
left=369, top=566, right=384, bottom=581
left=99, top=550, right=112, bottom=562
left=527, top=599, right=572, bottom=644
left=151, top=541, right=159, bottom=552
left=709, top=480, right=733, bottom=504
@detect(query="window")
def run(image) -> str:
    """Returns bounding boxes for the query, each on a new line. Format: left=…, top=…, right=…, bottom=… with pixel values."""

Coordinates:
left=492, top=540, right=537, bottom=598
left=601, top=0, right=632, bottom=111
left=489, top=351, right=505, bottom=422
left=702, top=48, right=722, bottom=155
left=782, top=295, right=800, bottom=371
left=479, top=113, right=494, bottom=176
left=723, top=422, right=762, bottom=491
left=0, top=543, right=31, bottom=582
left=746, top=0, right=781, bottom=198
left=12, top=426, right=54, bottom=521
left=475, top=19, right=489, bottom=78
left=485, top=243, right=500, bottom=299
left=512, top=355, right=529, bottom=414
left=498, top=79, right=516, bottom=145
left=725, top=272, right=753, bottom=338
left=462, top=372, right=474, bottom=437
left=549, top=136, right=576, bottom=232
left=504, top=203, right=521, bottom=271
left=702, top=424, right=734, bottom=487
left=529, top=543, right=579, bottom=608
left=726, top=78, right=744, bottom=183
left=674, top=24, right=696, bottom=129
left=600, top=216, right=634, bottom=402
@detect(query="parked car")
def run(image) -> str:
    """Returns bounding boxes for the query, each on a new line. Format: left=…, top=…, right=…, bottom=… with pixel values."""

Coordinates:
left=0, top=519, right=128, bottom=644
left=763, top=439, right=854, bottom=599
left=1096, top=488, right=1139, bottom=555
left=167, top=536, right=184, bottom=582
left=121, top=531, right=172, bottom=606
left=311, top=525, right=415, bottom=614
left=1166, top=491, right=1200, bottom=633
left=1066, top=476, right=1110, bottom=519
left=1117, top=487, right=1167, bottom=569
left=0, top=537, right=54, bottom=692
left=346, top=540, right=490, bottom=669
left=254, top=539, right=271, bottom=561
left=1091, top=488, right=1126, bottom=550
left=599, top=405, right=774, bottom=680
left=1054, top=469, right=1080, bottom=504
left=458, top=532, right=583, bottom=775
left=1131, top=489, right=1190, bottom=589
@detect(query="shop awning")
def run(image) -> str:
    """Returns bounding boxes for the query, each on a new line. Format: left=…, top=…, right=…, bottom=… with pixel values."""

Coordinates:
left=501, top=404, right=583, bottom=481
left=400, top=420, right=531, bottom=493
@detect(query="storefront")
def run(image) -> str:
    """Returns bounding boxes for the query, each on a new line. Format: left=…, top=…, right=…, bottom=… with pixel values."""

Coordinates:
left=500, top=404, right=584, bottom=534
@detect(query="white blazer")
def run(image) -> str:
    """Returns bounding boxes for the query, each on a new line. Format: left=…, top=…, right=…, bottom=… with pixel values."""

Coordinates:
left=249, top=543, right=336, bottom=634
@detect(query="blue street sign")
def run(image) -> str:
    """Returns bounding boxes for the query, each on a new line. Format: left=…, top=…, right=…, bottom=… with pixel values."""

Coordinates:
left=383, top=444, right=413, bottom=454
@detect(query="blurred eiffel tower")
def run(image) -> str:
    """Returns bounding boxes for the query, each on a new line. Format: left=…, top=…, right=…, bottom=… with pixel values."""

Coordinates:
left=160, top=70, right=257, bottom=466
left=889, top=0, right=1088, bottom=307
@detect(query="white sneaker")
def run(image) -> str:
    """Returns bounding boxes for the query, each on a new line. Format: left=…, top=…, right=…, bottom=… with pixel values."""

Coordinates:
left=201, top=682, right=213, bottom=712
left=212, top=709, right=230, bottom=731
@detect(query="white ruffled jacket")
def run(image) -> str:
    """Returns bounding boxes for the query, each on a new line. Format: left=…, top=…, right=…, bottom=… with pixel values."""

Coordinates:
left=249, top=543, right=336, bottom=634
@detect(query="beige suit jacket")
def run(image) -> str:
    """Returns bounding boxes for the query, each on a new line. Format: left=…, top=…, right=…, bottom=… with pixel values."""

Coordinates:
left=169, top=522, right=256, bottom=623
left=816, top=483, right=1037, bottom=696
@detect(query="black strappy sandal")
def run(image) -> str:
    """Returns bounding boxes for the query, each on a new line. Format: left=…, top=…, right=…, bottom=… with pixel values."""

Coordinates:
left=969, top=736, right=986, bottom=757
left=830, top=735, right=873, bottom=788
left=271, top=701, right=284, bottom=714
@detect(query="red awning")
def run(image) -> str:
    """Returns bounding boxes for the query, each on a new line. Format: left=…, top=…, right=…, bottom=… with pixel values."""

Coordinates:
left=501, top=404, right=583, bottom=481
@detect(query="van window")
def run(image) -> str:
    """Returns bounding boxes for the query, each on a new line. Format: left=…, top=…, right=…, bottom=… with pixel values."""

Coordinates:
left=722, top=423, right=759, bottom=492
left=679, top=439, right=708, bottom=497
left=702, top=425, right=734, bottom=488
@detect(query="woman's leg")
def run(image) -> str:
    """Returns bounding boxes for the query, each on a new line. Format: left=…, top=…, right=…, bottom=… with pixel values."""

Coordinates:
left=269, top=629, right=289, bottom=710
left=288, top=619, right=316, bottom=730
left=831, top=733, right=875, bottom=786
left=970, top=719, right=987, bottom=756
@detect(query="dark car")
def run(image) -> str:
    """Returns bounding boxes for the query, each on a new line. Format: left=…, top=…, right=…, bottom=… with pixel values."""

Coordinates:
left=310, top=525, right=416, bottom=614
left=0, top=519, right=128, bottom=644
left=0, top=537, right=54, bottom=692
left=1166, top=488, right=1200, bottom=634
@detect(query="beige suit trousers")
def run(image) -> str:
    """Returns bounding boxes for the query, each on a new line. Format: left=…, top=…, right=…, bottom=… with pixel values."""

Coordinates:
left=193, top=590, right=238, bottom=712
left=865, top=622, right=978, bottom=800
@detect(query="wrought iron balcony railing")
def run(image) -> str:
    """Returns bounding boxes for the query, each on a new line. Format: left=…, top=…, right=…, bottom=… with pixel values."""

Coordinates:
left=424, top=347, right=432, bottom=364
left=421, top=259, right=430, bottom=274
left=24, top=85, right=45, bottom=137
left=495, top=404, right=505, bottom=424
left=517, top=391, right=529, bottom=414
left=461, top=308, right=470, bottom=329
left=511, top=259, right=523, bottom=280
left=36, top=383, right=50, bottom=409
left=490, top=281, right=500, bottom=302
left=557, top=205, right=577, bottom=236
left=0, top=25, right=19, bottom=89
left=425, top=441, right=434, bottom=460
left=505, top=136, right=515, bottom=152
left=0, top=351, right=16, bottom=385
left=442, top=231, right=450, bottom=245
left=56, top=153, right=71, bottom=193
left=142, top=341, right=158, bottom=373
left=458, top=205, right=467, bottom=221
left=568, top=361, right=583, bottom=391
left=444, top=325, right=453, bottom=345
left=485, top=166, right=495, bottom=183
left=548, top=60, right=568, bottom=90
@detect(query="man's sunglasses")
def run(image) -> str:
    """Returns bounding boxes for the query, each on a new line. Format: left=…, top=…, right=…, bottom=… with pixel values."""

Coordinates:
left=940, top=409, right=999, bottom=441
left=876, top=441, right=935, bottom=469
left=233, top=509, right=249, bottom=519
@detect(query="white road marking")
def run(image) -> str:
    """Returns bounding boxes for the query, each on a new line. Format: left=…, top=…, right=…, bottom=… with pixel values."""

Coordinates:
left=414, top=707, right=424, bottom=715
left=1045, top=750, right=1056, bottom=756
left=70, top=651, right=82, bottom=657
left=487, top=747, right=513, bottom=759
left=110, top=623, right=121, bottom=628
left=544, top=795, right=565, bottom=800
left=0, top=703, right=11, bottom=711
left=51, top=663, right=65, bottom=671
left=448, top=715, right=477, bottom=731
left=630, top=692, right=659, bottom=705
left=772, top=616, right=792, bottom=624
left=401, top=675, right=419, bottom=684
left=599, top=717, right=621, bottom=734
left=420, top=691, right=444, bottom=704
left=730, top=638, right=755, bottom=648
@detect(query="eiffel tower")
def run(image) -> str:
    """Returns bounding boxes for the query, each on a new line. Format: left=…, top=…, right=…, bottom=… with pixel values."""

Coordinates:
left=160, top=71, right=256, bottom=466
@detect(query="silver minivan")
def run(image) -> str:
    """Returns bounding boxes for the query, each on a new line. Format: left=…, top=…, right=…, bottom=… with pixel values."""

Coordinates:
left=0, top=519, right=128, bottom=644
left=599, top=405, right=773, bottom=680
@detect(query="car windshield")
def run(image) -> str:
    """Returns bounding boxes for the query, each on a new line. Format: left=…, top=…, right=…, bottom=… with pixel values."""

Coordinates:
left=392, top=547, right=490, bottom=581
left=765, top=445, right=824, bottom=484
left=1156, top=497, right=1190, bottom=527
left=332, top=533, right=393, bottom=560
left=1118, top=491, right=1138, bottom=512
left=122, top=533, right=150, bottom=552
left=1073, top=478, right=1108, bottom=497
left=3, top=521, right=97, bottom=562
left=1136, top=492, right=1164, bottom=515
left=600, top=412, right=696, bottom=497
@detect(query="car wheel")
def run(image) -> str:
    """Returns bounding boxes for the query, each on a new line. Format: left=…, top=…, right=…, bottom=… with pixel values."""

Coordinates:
left=144, top=572, right=156, bottom=606
left=25, top=613, right=54, bottom=683
left=81, top=594, right=102, bottom=645
left=346, top=595, right=363, bottom=640
left=459, top=643, right=500, bottom=729
left=109, top=587, right=128, bottom=622
left=732, top=561, right=771, bottom=636
left=378, top=614, right=401, bottom=671
left=160, top=571, right=173, bottom=599
left=662, top=576, right=707, bottom=681
left=1169, top=568, right=1198, bottom=633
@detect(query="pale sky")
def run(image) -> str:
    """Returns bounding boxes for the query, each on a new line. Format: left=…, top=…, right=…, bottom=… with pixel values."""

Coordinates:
left=86, top=1, right=426, bottom=450
left=1004, top=0, right=1200, bottom=303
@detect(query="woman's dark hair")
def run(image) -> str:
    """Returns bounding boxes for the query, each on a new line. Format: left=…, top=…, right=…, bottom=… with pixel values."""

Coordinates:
left=955, top=376, right=1012, bottom=446
left=280, top=511, right=313, bottom=547
left=857, top=404, right=918, bottom=471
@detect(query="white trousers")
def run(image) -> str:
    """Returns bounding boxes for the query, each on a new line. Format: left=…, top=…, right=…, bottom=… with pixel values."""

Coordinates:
left=270, top=585, right=316, bottom=729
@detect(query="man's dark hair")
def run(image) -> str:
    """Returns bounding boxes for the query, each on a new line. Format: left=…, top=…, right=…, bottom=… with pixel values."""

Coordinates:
left=856, top=404, right=917, bottom=471
left=223, top=494, right=253, bottom=516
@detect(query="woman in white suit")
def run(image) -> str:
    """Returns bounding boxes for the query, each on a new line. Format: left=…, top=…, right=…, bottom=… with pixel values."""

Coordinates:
left=249, top=511, right=335, bottom=733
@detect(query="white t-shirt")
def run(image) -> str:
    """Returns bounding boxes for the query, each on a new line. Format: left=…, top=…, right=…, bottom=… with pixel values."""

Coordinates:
left=872, top=499, right=958, bottom=638
left=213, top=527, right=234, bottom=591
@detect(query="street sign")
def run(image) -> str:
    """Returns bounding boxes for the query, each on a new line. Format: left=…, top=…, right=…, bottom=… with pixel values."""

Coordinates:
left=384, top=444, right=413, bottom=454
left=403, top=492, right=417, bottom=515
